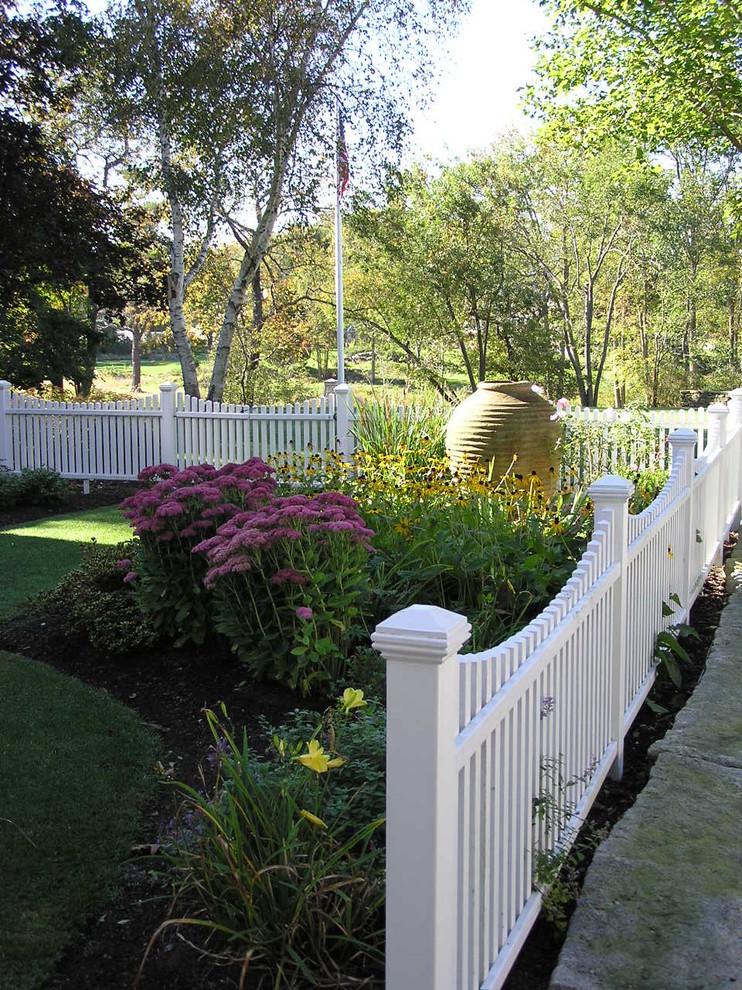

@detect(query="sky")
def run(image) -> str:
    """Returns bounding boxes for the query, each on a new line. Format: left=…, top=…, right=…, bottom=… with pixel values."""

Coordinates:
left=409, top=0, right=549, bottom=163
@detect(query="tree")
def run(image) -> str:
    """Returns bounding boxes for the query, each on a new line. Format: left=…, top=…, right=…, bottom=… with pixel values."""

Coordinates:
left=530, top=0, right=742, bottom=156
left=513, top=142, right=668, bottom=406
left=347, top=150, right=558, bottom=398
left=0, top=2, right=165, bottom=392
left=96, top=0, right=468, bottom=401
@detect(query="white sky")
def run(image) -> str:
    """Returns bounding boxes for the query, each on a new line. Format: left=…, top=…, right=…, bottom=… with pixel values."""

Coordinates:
left=409, top=0, right=549, bottom=162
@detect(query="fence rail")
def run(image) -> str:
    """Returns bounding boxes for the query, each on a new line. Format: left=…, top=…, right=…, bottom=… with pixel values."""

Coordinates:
left=372, top=388, right=742, bottom=990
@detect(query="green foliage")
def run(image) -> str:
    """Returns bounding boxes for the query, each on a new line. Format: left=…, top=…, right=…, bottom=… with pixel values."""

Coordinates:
left=258, top=695, right=387, bottom=842
left=559, top=411, right=663, bottom=487
left=152, top=701, right=385, bottom=988
left=38, top=542, right=158, bottom=656
left=353, top=394, right=448, bottom=465
left=655, top=593, right=700, bottom=687
left=0, top=468, right=22, bottom=510
left=623, top=465, right=670, bottom=515
left=530, top=0, right=742, bottom=156
left=348, top=453, right=589, bottom=649
left=532, top=757, right=604, bottom=930
left=0, top=467, right=68, bottom=510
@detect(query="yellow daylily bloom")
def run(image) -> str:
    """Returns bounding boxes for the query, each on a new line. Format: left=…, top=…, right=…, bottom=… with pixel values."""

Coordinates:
left=297, top=739, right=344, bottom=774
left=341, top=687, right=367, bottom=713
left=299, top=809, right=328, bottom=829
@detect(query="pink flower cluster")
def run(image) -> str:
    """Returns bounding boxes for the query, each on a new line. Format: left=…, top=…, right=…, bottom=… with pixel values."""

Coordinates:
left=119, top=460, right=277, bottom=545
left=195, top=491, right=375, bottom=588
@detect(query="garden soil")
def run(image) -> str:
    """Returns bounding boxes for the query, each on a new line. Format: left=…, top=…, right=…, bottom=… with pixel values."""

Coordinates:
left=0, top=481, right=733, bottom=990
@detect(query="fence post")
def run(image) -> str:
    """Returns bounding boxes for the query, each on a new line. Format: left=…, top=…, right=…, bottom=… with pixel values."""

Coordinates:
left=333, top=383, right=355, bottom=461
left=159, top=383, right=178, bottom=466
left=706, top=402, right=728, bottom=456
left=708, top=403, right=729, bottom=558
left=727, top=389, right=742, bottom=528
left=728, top=388, right=742, bottom=433
left=669, top=429, right=698, bottom=618
left=588, top=474, right=632, bottom=781
left=0, top=381, right=11, bottom=471
left=372, top=603, right=472, bottom=990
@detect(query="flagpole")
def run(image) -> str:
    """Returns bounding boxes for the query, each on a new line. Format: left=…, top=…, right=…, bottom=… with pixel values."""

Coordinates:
left=334, top=102, right=345, bottom=385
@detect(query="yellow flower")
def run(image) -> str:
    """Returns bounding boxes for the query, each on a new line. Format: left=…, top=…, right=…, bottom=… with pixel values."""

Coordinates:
left=667, top=545, right=673, bottom=559
left=393, top=516, right=412, bottom=539
left=297, top=739, right=344, bottom=774
left=299, top=809, right=327, bottom=829
left=341, top=687, right=367, bottom=713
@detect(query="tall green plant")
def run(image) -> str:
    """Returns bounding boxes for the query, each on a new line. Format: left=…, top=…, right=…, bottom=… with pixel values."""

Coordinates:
left=144, top=699, right=385, bottom=988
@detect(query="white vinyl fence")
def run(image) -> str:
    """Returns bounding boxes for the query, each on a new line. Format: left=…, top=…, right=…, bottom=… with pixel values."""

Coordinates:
left=372, top=391, right=742, bottom=990
left=0, top=381, right=355, bottom=479
left=563, top=404, right=711, bottom=482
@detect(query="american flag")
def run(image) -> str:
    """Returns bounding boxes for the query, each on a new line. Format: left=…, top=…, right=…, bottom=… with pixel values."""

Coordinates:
left=337, top=113, right=349, bottom=198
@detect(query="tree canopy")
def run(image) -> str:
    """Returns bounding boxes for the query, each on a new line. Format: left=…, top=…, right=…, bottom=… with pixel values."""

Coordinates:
left=530, top=0, right=742, bottom=155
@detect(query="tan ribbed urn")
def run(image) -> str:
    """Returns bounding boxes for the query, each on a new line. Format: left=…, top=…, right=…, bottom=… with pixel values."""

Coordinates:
left=445, top=381, right=561, bottom=491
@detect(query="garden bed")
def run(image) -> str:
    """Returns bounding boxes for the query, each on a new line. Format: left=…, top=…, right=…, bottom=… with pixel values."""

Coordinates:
left=0, top=493, right=732, bottom=990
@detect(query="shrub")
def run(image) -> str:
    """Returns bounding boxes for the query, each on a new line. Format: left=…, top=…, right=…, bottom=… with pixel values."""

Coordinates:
left=150, top=698, right=385, bottom=988
left=195, top=491, right=374, bottom=694
left=37, top=541, right=158, bottom=655
left=0, top=467, right=22, bottom=509
left=0, top=467, right=68, bottom=510
left=119, top=460, right=277, bottom=646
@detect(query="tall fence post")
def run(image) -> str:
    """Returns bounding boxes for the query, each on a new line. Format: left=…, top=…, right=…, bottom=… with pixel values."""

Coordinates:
left=588, top=475, right=632, bottom=781
left=669, top=429, right=699, bottom=618
left=728, top=388, right=742, bottom=528
left=372, top=604, right=472, bottom=990
left=0, top=381, right=11, bottom=471
left=708, top=403, right=729, bottom=561
left=333, top=383, right=355, bottom=461
left=159, top=383, right=178, bottom=467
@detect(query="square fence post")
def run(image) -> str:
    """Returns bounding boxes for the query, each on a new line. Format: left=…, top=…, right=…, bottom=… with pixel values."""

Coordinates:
left=372, top=604, right=471, bottom=990
left=708, top=403, right=730, bottom=562
left=587, top=475, right=633, bottom=781
left=158, top=383, right=179, bottom=467
left=333, top=383, right=355, bottom=461
left=669, top=429, right=699, bottom=616
left=0, top=381, right=11, bottom=471
left=727, top=388, right=742, bottom=528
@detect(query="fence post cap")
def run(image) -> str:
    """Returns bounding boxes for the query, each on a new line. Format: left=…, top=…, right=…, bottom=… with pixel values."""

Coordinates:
left=159, top=382, right=179, bottom=392
left=587, top=474, right=634, bottom=502
left=669, top=427, right=698, bottom=445
left=0, top=380, right=11, bottom=389
left=708, top=402, right=730, bottom=415
left=333, top=383, right=351, bottom=395
left=372, top=604, right=471, bottom=665
left=729, top=388, right=742, bottom=399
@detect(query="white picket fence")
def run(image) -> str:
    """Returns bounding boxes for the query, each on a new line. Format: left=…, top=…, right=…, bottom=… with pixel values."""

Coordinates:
left=0, top=381, right=355, bottom=478
left=562, top=404, right=711, bottom=482
left=372, top=392, right=742, bottom=990
left=0, top=377, right=719, bottom=487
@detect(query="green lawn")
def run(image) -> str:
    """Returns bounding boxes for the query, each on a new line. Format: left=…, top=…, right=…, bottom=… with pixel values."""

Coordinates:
left=0, top=506, right=133, bottom=618
left=94, top=354, right=212, bottom=396
left=0, top=651, right=159, bottom=990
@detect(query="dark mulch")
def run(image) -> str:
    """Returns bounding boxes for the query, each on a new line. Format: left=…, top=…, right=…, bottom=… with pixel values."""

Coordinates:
left=0, top=491, right=733, bottom=990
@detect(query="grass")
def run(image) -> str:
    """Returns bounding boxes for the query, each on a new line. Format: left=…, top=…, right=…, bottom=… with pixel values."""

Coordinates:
left=0, top=506, right=132, bottom=618
left=0, top=651, right=159, bottom=990
left=93, top=354, right=212, bottom=396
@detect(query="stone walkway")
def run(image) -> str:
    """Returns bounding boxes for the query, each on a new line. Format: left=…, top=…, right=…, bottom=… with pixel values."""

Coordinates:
left=550, top=551, right=742, bottom=990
